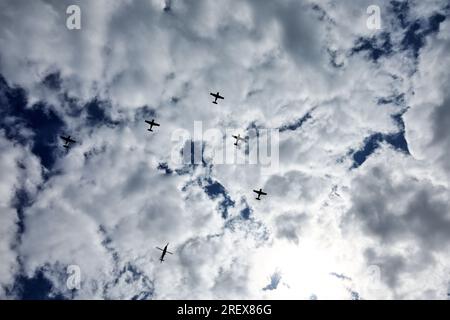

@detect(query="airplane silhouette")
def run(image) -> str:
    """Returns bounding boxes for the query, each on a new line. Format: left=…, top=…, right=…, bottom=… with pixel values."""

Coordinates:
left=60, top=135, right=76, bottom=149
left=232, top=134, right=246, bottom=146
left=145, top=119, right=160, bottom=132
left=253, top=188, right=267, bottom=200
left=156, top=243, right=173, bottom=263
left=210, top=92, right=224, bottom=104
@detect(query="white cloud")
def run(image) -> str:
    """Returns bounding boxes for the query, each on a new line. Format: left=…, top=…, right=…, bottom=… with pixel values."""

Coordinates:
left=0, top=132, right=42, bottom=297
left=0, top=0, right=449, bottom=299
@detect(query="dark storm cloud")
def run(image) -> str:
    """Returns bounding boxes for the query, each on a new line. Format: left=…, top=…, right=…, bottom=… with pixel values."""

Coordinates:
left=345, top=163, right=450, bottom=292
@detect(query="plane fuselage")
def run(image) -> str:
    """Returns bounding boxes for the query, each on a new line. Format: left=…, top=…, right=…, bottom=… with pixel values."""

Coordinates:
left=210, top=92, right=224, bottom=104
left=253, top=188, right=267, bottom=200
left=157, top=243, right=172, bottom=262
left=160, top=246, right=167, bottom=262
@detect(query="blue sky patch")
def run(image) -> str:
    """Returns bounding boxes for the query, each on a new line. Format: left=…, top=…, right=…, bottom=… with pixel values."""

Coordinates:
left=263, top=272, right=282, bottom=291
left=391, top=0, right=410, bottom=29
left=377, top=93, right=405, bottom=106
left=240, top=204, right=252, bottom=220
left=9, top=270, right=64, bottom=300
left=279, top=111, right=313, bottom=132
left=401, top=13, right=446, bottom=58
left=42, top=72, right=62, bottom=91
left=351, top=32, right=393, bottom=62
left=157, top=162, right=173, bottom=175
left=0, top=75, right=65, bottom=170
left=352, top=113, right=409, bottom=168
left=202, top=178, right=235, bottom=219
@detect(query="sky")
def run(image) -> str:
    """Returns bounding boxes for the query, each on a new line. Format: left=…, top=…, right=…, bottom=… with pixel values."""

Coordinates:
left=0, top=0, right=450, bottom=300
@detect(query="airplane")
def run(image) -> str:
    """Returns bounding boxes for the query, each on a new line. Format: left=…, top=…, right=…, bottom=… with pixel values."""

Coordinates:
left=145, top=119, right=160, bottom=132
left=210, top=92, right=224, bottom=104
left=60, top=135, right=76, bottom=149
left=253, top=188, right=267, bottom=200
left=156, top=243, right=173, bottom=263
left=232, top=134, right=246, bottom=146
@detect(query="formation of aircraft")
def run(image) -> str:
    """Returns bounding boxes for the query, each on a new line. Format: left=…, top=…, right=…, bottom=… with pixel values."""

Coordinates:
left=232, top=134, right=246, bottom=146
left=210, top=92, right=224, bottom=104
left=60, top=135, right=76, bottom=149
left=60, top=92, right=269, bottom=264
left=145, top=119, right=160, bottom=132
left=253, top=188, right=267, bottom=200
left=156, top=243, right=173, bottom=263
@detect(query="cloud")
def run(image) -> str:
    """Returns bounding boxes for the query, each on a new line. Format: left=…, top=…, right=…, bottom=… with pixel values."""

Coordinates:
left=0, top=0, right=449, bottom=299
left=0, top=132, right=42, bottom=297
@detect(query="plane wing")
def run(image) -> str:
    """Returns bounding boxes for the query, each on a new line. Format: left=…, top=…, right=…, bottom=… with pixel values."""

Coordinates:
left=166, top=251, right=173, bottom=255
left=156, top=247, right=164, bottom=251
left=145, top=120, right=151, bottom=124
left=61, top=136, right=76, bottom=143
left=253, top=190, right=267, bottom=195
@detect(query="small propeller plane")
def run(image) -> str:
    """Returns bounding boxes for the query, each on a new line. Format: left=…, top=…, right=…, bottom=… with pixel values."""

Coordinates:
left=210, top=92, right=224, bottom=104
left=60, top=135, right=76, bottom=149
left=156, top=243, right=173, bottom=263
left=145, top=119, right=160, bottom=132
left=232, top=134, right=247, bottom=146
left=253, top=188, right=267, bottom=200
